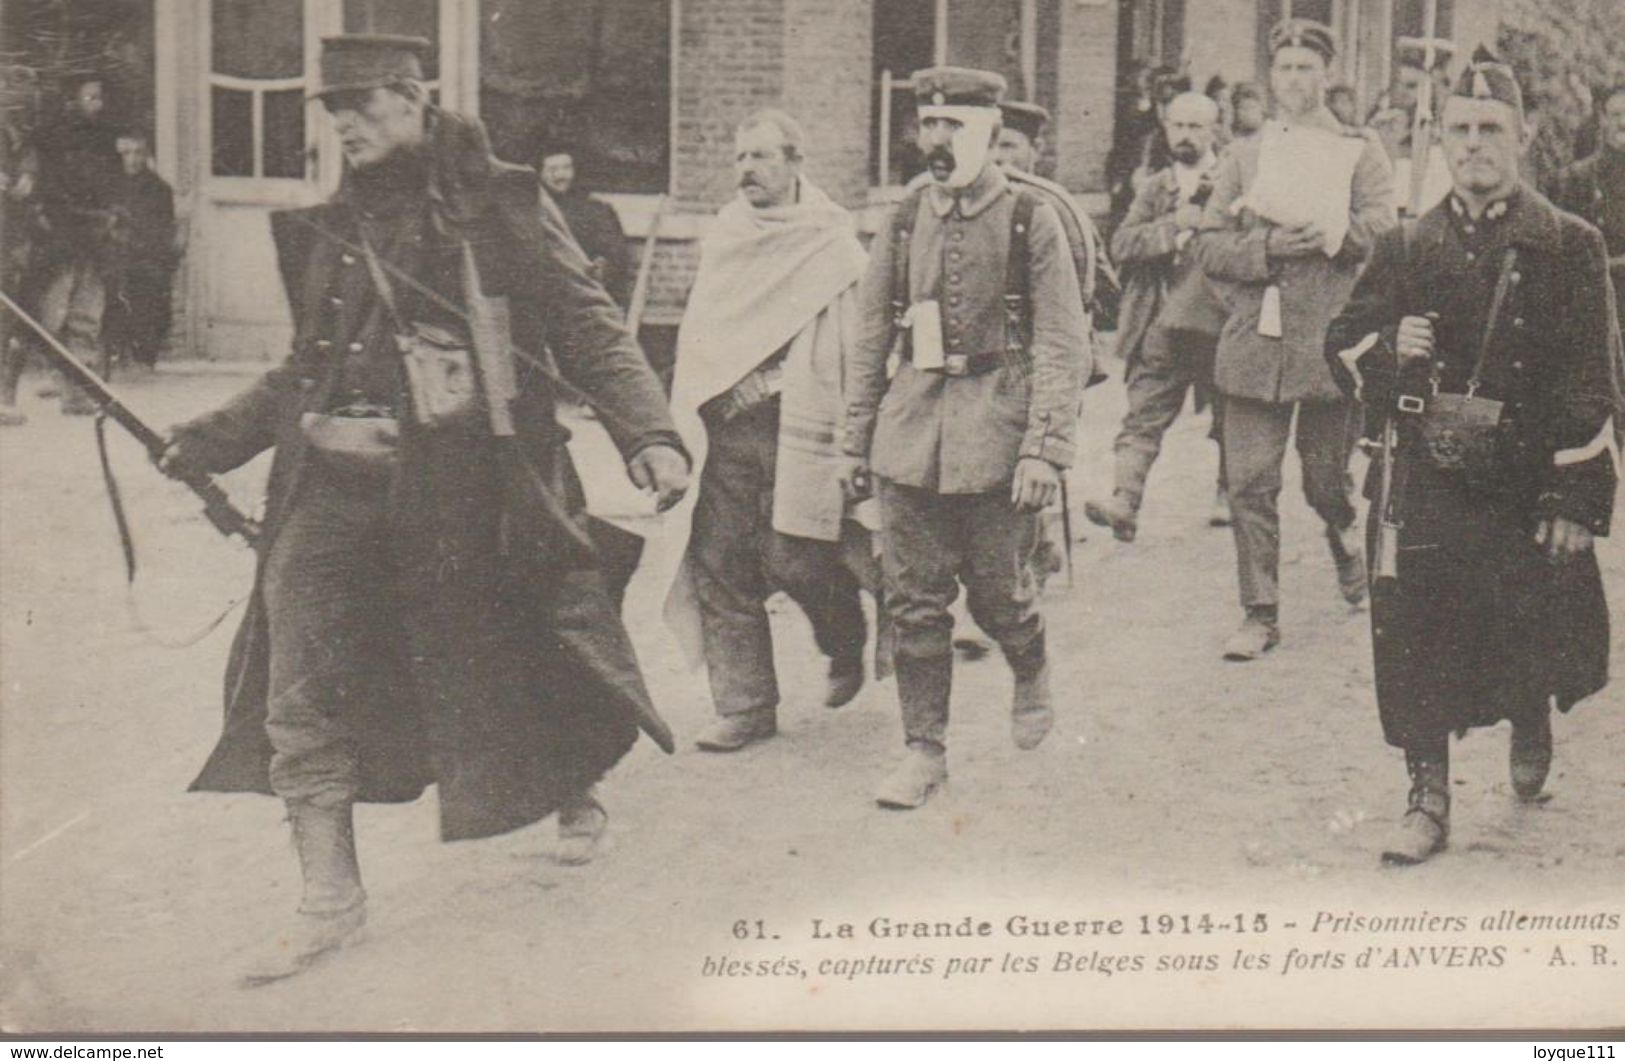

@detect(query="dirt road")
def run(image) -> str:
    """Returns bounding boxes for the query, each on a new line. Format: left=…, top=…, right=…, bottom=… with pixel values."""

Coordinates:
left=2, top=365, right=1620, bottom=1032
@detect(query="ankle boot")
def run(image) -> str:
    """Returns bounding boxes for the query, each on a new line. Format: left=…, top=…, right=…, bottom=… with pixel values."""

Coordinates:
left=239, top=800, right=367, bottom=988
left=1382, top=749, right=1449, bottom=866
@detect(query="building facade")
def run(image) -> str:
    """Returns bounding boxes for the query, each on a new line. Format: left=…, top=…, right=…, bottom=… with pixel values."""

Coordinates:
left=102, top=0, right=1504, bottom=359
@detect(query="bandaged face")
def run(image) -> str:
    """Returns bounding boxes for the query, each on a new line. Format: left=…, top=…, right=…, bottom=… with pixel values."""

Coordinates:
left=917, top=106, right=999, bottom=189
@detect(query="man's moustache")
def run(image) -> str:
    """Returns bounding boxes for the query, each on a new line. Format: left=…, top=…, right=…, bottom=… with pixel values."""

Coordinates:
left=925, top=148, right=956, bottom=169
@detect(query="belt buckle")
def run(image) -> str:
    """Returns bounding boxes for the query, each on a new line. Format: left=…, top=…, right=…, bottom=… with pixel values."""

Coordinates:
left=943, top=353, right=968, bottom=377
left=1397, top=395, right=1425, bottom=414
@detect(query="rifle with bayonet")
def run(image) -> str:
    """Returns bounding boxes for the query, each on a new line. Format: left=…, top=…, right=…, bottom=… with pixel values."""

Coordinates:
left=0, top=287, right=261, bottom=546
left=1372, top=1, right=1439, bottom=585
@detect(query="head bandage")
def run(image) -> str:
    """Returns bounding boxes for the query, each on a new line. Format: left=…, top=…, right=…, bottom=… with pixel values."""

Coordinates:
left=919, top=104, right=999, bottom=188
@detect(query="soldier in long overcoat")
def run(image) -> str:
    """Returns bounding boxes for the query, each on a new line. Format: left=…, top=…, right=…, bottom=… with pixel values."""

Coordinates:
left=161, top=35, right=690, bottom=983
left=1325, top=52, right=1620, bottom=865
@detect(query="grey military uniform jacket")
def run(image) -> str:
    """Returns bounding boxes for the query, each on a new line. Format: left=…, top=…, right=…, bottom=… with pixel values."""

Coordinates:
left=843, top=164, right=1088, bottom=493
left=1194, top=110, right=1396, bottom=403
left=1110, top=163, right=1227, bottom=365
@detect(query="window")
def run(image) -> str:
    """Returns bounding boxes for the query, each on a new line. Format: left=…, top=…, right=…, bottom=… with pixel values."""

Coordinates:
left=872, top=0, right=938, bottom=186
left=1285, top=0, right=1334, bottom=26
left=1391, top=0, right=1454, bottom=39
left=1120, top=0, right=1185, bottom=69
left=210, top=0, right=306, bottom=178
left=477, top=0, right=670, bottom=195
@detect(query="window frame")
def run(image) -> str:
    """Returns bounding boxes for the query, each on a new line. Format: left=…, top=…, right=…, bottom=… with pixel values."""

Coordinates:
left=872, top=0, right=950, bottom=193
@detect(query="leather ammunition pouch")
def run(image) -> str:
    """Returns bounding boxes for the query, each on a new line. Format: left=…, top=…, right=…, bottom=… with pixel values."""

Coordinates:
left=398, top=321, right=481, bottom=429
left=1417, top=391, right=1505, bottom=489
left=1410, top=241, right=1520, bottom=494
left=363, top=239, right=482, bottom=430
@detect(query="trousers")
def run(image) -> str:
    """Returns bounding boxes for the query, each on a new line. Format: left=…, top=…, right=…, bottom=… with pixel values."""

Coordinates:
left=688, top=399, right=865, bottom=717
left=1222, top=395, right=1358, bottom=610
left=877, top=477, right=1043, bottom=747
left=1113, top=327, right=1224, bottom=505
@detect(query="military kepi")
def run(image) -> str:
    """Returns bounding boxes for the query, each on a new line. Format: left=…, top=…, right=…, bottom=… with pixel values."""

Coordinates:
left=1452, top=45, right=1523, bottom=119
left=913, top=66, right=1006, bottom=109
left=1000, top=100, right=1050, bottom=141
left=1267, top=17, right=1336, bottom=63
left=313, top=33, right=431, bottom=99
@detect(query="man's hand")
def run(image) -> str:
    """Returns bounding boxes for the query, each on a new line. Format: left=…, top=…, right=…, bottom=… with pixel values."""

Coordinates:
left=154, top=434, right=203, bottom=481
left=1173, top=203, right=1204, bottom=231
left=628, top=444, right=690, bottom=513
left=836, top=455, right=872, bottom=503
left=1266, top=221, right=1326, bottom=259
left=1395, top=314, right=1436, bottom=362
left=1011, top=457, right=1061, bottom=513
left=1535, top=517, right=1594, bottom=561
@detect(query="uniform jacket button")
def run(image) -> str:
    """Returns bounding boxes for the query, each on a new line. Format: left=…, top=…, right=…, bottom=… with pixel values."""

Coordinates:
left=347, top=341, right=364, bottom=353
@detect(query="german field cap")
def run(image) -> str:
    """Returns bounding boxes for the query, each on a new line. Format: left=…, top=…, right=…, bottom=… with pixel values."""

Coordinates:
left=1451, top=45, right=1523, bottom=117
left=313, top=34, right=431, bottom=99
left=1267, top=18, right=1337, bottom=63
left=913, top=66, right=1007, bottom=109
left=999, top=100, right=1050, bottom=140
left=1394, top=35, right=1457, bottom=72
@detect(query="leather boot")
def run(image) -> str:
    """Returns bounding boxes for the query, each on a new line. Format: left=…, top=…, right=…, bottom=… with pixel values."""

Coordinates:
left=695, top=708, right=777, bottom=752
left=1006, top=634, right=1053, bottom=751
left=556, top=787, right=609, bottom=866
left=239, top=801, right=367, bottom=988
left=1222, top=607, right=1280, bottom=661
left=1327, top=522, right=1368, bottom=607
left=1510, top=706, right=1553, bottom=802
left=875, top=743, right=948, bottom=809
left=1382, top=750, right=1449, bottom=866
left=824, top=654, right=865, bottom=709
left=1084, top=494, right=1138, bottom=543
left=876, top=655, right=952, bottom=809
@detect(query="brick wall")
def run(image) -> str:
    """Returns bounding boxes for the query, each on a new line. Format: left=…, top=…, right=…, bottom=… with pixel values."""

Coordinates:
left=782, top=0, right=873, bottom=209
left=652, top=0, right=875, bottom=325
left=674, top=0, right=788, bottom=205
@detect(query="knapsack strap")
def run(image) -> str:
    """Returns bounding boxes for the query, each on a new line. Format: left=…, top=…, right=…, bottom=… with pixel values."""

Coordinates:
left=889, top=186, right=925, bottom=336
left=1002, top=190, right=1037, bottom=370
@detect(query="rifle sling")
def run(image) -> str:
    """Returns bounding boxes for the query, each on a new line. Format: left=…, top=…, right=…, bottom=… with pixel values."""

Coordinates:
left=94, top=414, right=244, bottom=649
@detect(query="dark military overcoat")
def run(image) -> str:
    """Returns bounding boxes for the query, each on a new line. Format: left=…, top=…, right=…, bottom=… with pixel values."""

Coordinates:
left=1325, top=187, right=1621, bottom=747
left=175, top=109, right=683, bottom=840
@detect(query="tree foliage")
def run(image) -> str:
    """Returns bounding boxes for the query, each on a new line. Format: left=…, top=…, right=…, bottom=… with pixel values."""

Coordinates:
left=1497, top=0, right=1625, bottom=179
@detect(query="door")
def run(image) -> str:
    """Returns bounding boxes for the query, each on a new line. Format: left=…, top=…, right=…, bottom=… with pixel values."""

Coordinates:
left=192, top=0, right=465, bottom=360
